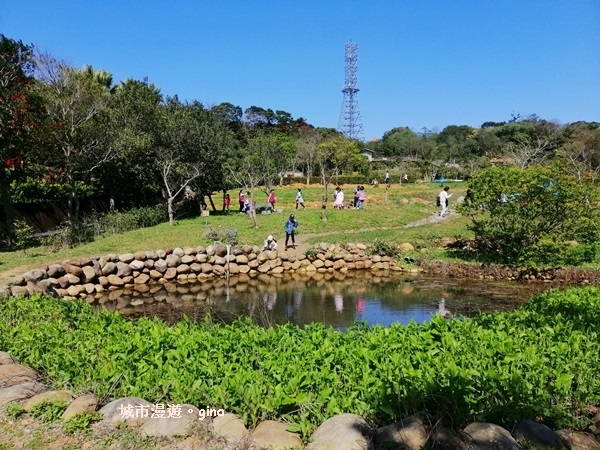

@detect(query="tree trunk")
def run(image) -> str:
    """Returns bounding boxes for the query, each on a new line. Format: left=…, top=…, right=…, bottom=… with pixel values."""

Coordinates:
left=0, top=169, right=15, bottom=245
left=167, top=198, right=174, bottom=225
left=208, top=193, right=216, bottom=211
left=321, top=182, right=328, bottom=222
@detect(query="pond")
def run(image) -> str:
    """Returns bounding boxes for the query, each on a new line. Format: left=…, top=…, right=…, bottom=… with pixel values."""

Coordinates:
left=91, top=270, right=556, bottom=329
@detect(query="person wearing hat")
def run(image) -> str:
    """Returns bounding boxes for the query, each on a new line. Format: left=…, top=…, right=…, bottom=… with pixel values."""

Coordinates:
left=284, top=214, right=299, bottom=250
left=263, top=235, right=277, bottom=251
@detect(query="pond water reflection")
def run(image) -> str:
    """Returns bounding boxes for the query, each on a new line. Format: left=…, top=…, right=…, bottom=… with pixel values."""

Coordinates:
left=91, top=271, right=556, bottom=329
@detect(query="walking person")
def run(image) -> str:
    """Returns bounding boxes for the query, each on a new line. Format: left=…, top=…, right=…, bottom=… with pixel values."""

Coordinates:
left=333, top=186, right=345, bottom=209
left=384, top=171, right=390, bottom=185
left=268, top=189, right=277, bottom=211
left=238, top=190, right=245, bottom=213
left=284, top=214, right=298, bottom=250
left=438, top=186, right=452, bottom=217
left=356, top=186, right=366, bottom=209
left=223, top=193, right=231, bottom=214
left=295, top=188, right=306, bottom=209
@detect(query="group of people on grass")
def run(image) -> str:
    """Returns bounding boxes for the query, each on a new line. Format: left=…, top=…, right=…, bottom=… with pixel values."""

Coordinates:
left=227, top=184, right=454, bottom=253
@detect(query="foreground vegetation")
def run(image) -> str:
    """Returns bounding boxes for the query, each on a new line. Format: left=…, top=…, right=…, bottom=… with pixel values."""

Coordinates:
left=1, top=288, right=599, bottom=436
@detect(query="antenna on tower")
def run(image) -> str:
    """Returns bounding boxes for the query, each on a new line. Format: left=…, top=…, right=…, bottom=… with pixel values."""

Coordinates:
left=338, top=41, right=364, bottom=141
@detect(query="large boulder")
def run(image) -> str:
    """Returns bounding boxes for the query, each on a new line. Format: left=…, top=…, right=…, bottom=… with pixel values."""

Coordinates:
left=154, top=259, right=167, bottom=273
left=0, top=352, right=16, bottom=365
left=463, top=422, right=521, bottom=450
left=214, top=245, right=228, bottom=257
left=101, top=261, right=117, bottom=276
left=556, top=430, right=600, bottom=450
left=118, top=253, right=135, bottom=263
left=513, top=420, right=567, bottom=450
left=374, top=416, right=428, bottom=450
left=62, top=263, right=83, bottom=277
left=22, top=390, right=74, bottom=411
left=141, top=404, right=199, bottom=437
left=99, top=397, right=154, bottom=428
left=63, top=394, right=100, bottom=421
left=0, top=381, right=47, bottom=407
left=116, top=262, right=133, bottom=277
left=23, top=269, right=47, bottom=283
left=129, top=260, right=145, bottom=271
left=306, top=413, right=372, bottom=450
left=165, top=254, right=181, bottom=267
left=252, top=420, right=303, bottom=449
left=399, top=242, right=415, bottom=252
left=212, top=412, right=249, bottom=443
left=81, top=266, right=97, bottom=283
left=107, top=275, right=125, bottom=286
left=47, top=264, right=65, bottom=278
left=0, top=364, right=38, bottom=388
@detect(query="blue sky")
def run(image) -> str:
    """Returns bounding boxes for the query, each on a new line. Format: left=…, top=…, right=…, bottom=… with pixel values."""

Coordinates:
left=2, top=1, right=599, bottom=140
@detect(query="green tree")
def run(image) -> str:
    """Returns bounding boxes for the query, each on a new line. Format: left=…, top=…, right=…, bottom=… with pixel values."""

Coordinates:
left=157, top=98, right=230, bottom=225
left=0, top=35, right=45, bottom=243
left=101, top=78, right=162, bottom=210
left=35, top=55, right=113, bottom=222
left=315, top=136, right=363, bottom=220
left=296, top=128, right=326, bottom=185
left=556, top=121, right=600, bottom=182
left=459, top=165, right=600, bottom=266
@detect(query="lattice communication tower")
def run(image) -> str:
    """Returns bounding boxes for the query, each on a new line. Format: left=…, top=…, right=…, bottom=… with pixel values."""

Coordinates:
left=337, top=41, right=364, bottom=141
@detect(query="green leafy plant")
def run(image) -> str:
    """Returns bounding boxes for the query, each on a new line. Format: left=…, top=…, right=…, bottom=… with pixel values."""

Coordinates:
left=1, top=289, right=600, bottom=436
left=63, top=412, right=103, bottom=434
left=369, top=238, right=399, bottom=257
left=5, top=402, right=25, bottom=420
left=14, top=219, right=36, bottom=253
left=29, top=400, right=69, bottom=423
left=304, top=247, right=318, bottom=260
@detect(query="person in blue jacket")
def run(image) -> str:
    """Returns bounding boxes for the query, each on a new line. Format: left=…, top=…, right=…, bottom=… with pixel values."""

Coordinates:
left=284, top=214, right=298, bottom=250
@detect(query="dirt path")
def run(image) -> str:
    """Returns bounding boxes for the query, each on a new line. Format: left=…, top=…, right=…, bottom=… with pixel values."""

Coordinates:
left=286, top=212, right=456, bottom=255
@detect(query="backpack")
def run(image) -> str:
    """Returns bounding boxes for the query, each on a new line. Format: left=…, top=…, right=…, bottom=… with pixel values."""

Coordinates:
left=436, top=195, right=441, bottom=207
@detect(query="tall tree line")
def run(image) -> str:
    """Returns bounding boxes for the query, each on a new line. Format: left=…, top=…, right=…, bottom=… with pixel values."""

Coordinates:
left=2, top=33, right=598, bottom=241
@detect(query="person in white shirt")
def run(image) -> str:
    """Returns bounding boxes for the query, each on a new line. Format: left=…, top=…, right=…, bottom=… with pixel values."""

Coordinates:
left=438, top=186, right=452, bottom=217
left=263, top=235, right=277, bottom=251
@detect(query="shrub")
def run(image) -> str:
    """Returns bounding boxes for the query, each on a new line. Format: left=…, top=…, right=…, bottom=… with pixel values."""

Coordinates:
left=459, top=165, right=600, bottom=267
left=205, top=227, right=239, bottom=246
left=304, top=247, right=318, bottom=260
left=5, top=402, right=25, bottom=420
left=29, top=400, right=68, bottom=422
left=369, top=238, right=400, bottom=257
left=42, top=221, right=94, bottom=250
left=86, top=205, right=166, bottom=237
left=14, top=219, right=36, bottom=253
left=63, top=412, right=103, bottom=434
left=11, top=178, right=96, bottom=204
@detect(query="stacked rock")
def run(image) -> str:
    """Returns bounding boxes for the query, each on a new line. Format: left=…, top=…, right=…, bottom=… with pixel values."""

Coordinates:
left=1, top=243, right=412, bottom=300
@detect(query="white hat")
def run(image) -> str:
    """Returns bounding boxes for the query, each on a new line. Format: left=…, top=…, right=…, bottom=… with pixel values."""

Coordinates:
left=268, top=235, right=274, bottom=241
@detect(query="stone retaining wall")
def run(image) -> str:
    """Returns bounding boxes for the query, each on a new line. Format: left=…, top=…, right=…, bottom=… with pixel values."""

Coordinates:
left=2, top=242, right=414, bottom=300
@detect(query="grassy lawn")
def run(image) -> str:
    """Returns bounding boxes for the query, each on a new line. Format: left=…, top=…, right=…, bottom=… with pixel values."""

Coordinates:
left=0, top=182, right=470, bottom=275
